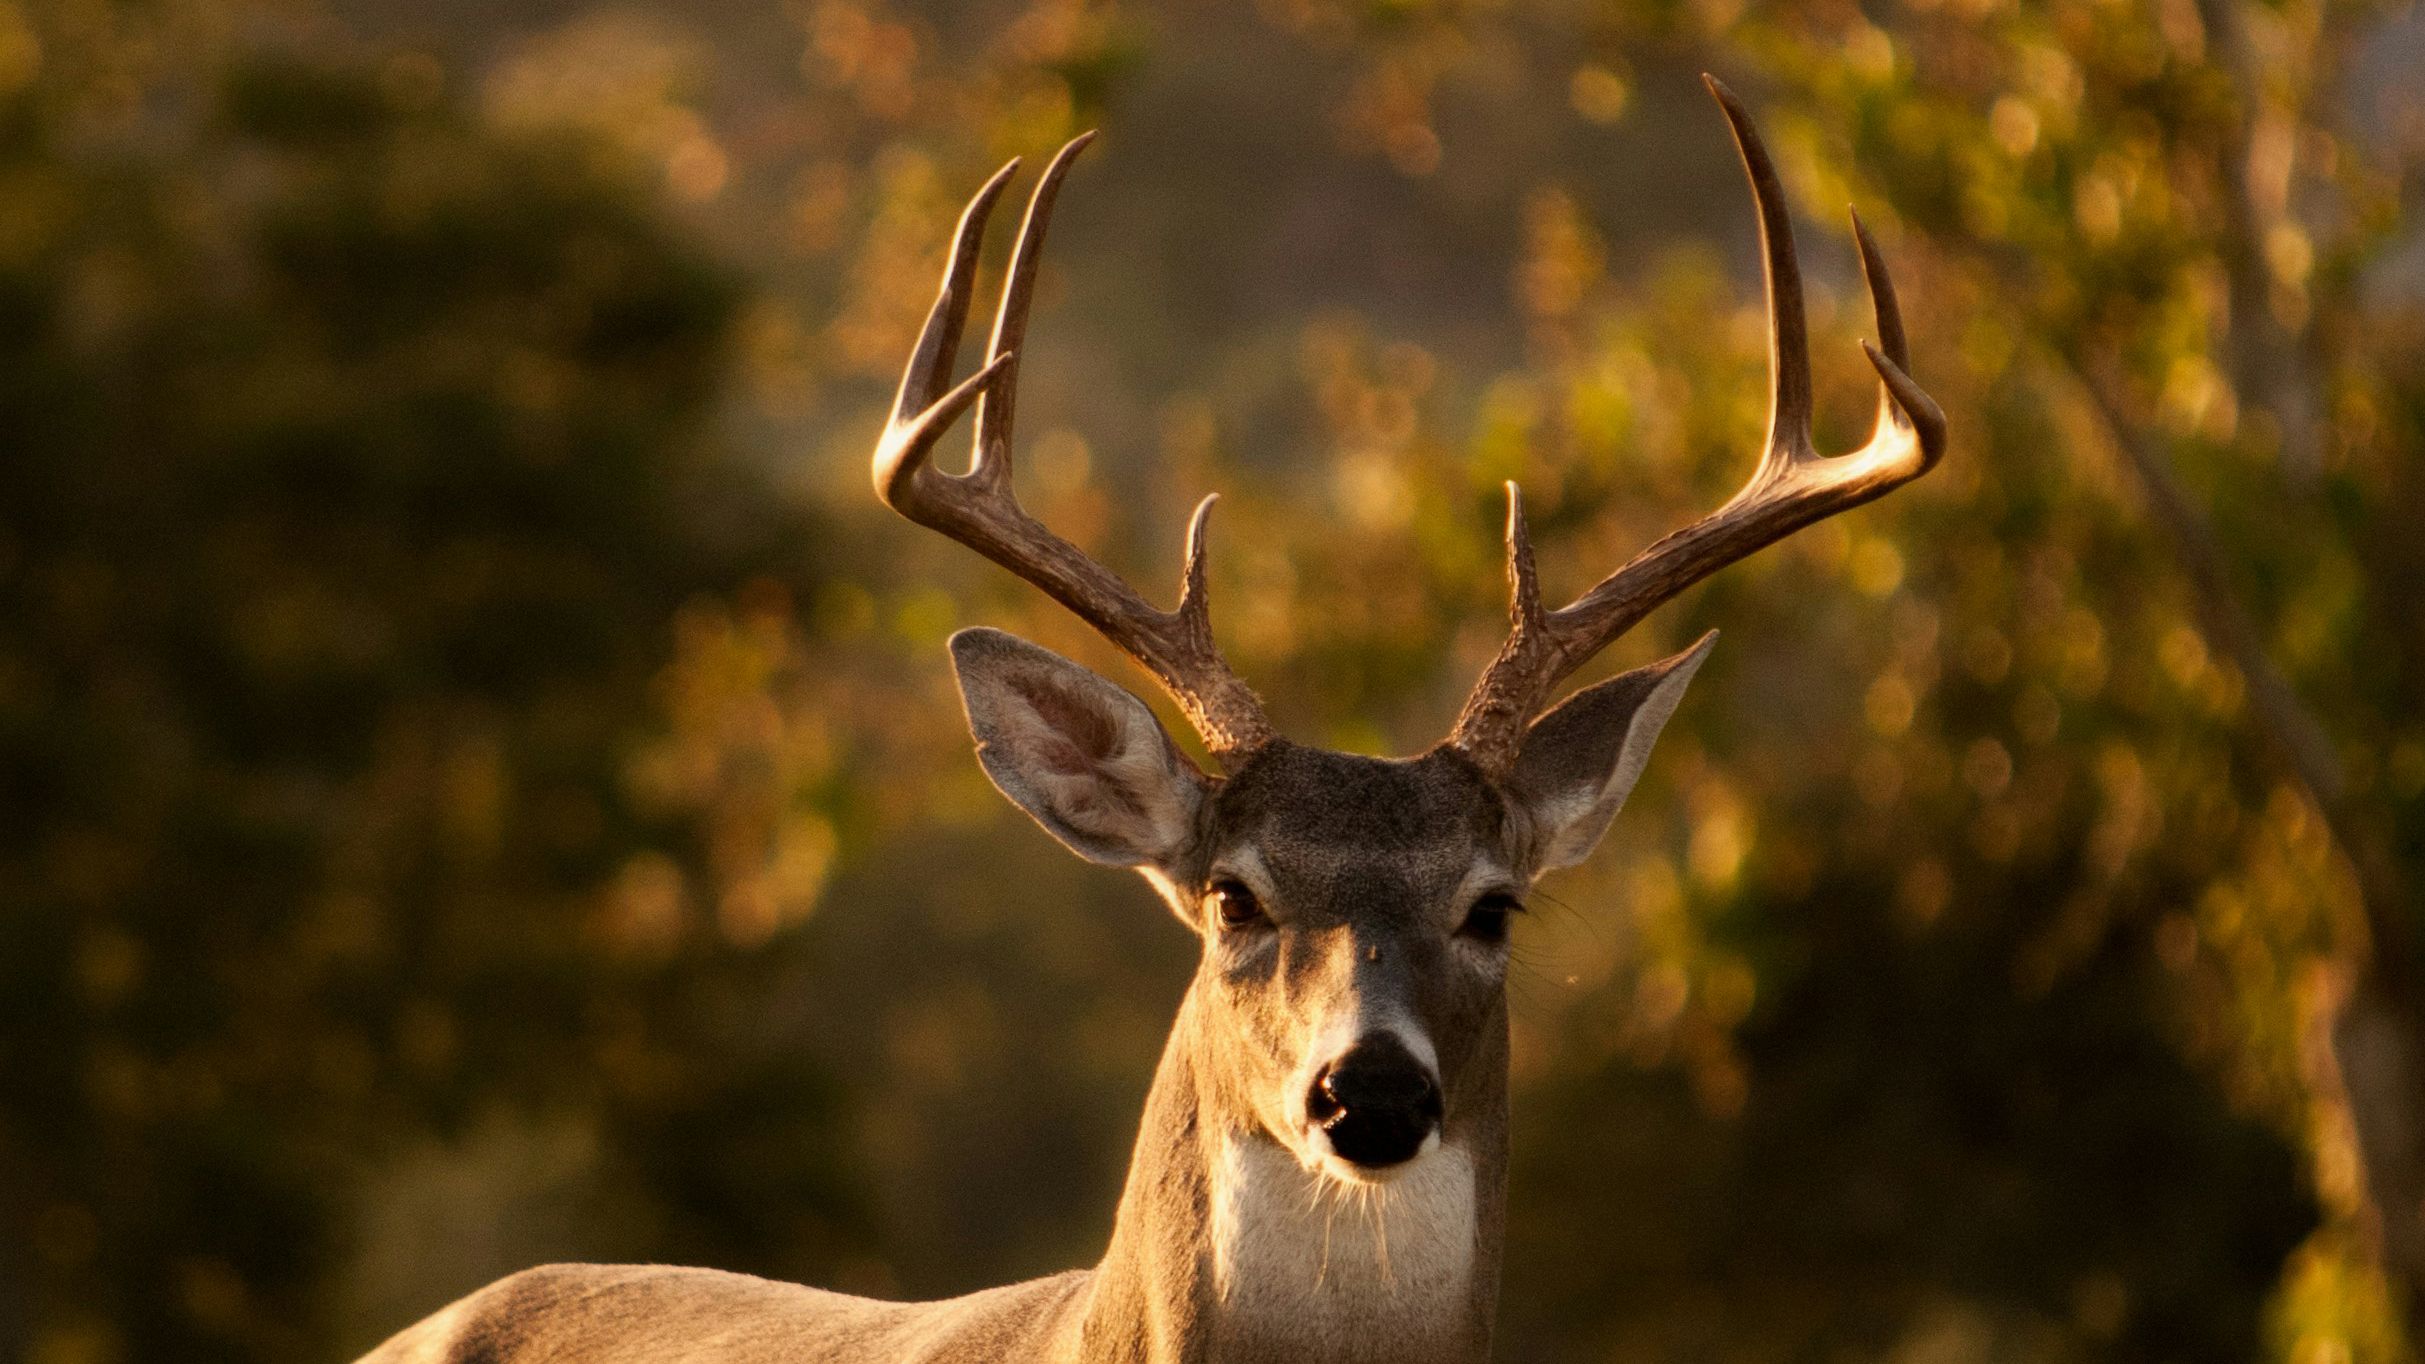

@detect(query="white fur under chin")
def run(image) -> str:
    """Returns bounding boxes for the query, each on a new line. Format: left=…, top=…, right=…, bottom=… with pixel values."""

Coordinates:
left=1207, top=1132, right=1475, bottom=1348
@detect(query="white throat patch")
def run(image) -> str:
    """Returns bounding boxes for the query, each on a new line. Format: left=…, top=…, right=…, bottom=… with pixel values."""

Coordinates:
left=1207, top=1133, right=1476, bottom=1353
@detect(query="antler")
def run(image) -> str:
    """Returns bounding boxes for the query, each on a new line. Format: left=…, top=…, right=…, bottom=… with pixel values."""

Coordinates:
left=1448, top=76, right=1948, bottom=773
left=873, top=133, right=1275, bottom=766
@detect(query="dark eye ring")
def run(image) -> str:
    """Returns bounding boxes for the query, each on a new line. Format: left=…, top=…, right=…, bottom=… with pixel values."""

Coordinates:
left=1459, top=891, right=1523, bottom=944
left=1208, top=879, right=1267, bottom=932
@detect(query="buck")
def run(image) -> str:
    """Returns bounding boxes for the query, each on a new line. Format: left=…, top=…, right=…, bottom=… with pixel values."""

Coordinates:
left=361, top=77, right=1944, bottom=1364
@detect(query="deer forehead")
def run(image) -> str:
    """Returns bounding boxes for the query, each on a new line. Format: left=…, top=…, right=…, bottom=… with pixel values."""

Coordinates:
left=1202, top=745, right=1511, bottom=900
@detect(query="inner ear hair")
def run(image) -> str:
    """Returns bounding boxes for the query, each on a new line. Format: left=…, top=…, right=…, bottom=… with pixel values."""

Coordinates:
left=951, top=627, right=1208, bottom=869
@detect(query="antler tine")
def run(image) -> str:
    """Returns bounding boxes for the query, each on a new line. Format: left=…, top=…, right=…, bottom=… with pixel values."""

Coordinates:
left=876, top=157, right=1019, bottom=507
left=973, top=130, right=1098, bottom=490
left=1720, top=74, right=1816, bottom=472
left=1452, top=484, right=1555, bottom=754
left=1174, top=493, right=1219, bottom=625
left=1851, top=210, right=1906, bottom=366
left=883, top=159, right=1019, bottom=457
left=1502, top=483, right=1546, bottom=640
left=874, top=136, right=1275, bottom=767
left=1448, top=76, right=1947, bottom=773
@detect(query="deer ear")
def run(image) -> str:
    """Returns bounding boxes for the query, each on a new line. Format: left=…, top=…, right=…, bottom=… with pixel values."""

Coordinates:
left=1508, top=632, right=1715, bottom=872
left=949, top=627, right=1208, bottom=868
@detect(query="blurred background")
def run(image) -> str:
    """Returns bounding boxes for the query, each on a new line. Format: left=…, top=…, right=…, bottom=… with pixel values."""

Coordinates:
left=4, top=0, right=2424, bottom=1359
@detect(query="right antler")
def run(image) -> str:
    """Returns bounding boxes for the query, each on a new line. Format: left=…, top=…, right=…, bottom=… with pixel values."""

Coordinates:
left=873, top=133, right=1276, bottom=766
left=1446, top=77, right=1948, bottom=773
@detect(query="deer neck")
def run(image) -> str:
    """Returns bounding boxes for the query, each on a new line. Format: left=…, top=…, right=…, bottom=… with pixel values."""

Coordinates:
left=1076, top=987, right=1508, bottom=1364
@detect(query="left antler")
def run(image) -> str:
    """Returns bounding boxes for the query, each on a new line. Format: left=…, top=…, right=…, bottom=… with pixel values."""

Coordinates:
left=1448, top=76, right=1948, bottom=773
left=872, top=133, right=1276, bottom=767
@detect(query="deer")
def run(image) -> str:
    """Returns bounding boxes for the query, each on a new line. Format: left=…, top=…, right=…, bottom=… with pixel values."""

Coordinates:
left=358, top=76, right=1944, bottom=1364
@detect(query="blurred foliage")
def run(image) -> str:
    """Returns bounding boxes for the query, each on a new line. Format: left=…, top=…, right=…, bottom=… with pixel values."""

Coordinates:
left=2, top=0, right=2422, bottom=1362
left=0, top=7, right=861, bottom=1357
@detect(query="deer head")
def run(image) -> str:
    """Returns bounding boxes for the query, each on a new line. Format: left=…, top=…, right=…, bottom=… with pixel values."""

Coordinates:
left=872, top=79, right=1945, bottom=1188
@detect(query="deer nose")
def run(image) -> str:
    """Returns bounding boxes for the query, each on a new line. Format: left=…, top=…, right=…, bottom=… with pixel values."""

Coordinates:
left=1307, top=1034, right=1442, bottom=1170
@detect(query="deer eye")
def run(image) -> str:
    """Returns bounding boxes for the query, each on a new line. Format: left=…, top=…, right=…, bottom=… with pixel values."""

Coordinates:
left=1208, top=879, right=1268, bottom=932
left=1459, top=891, right=1523, bottom=945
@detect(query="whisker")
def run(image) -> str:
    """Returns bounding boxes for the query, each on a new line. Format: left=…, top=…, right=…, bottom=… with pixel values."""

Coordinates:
left=1374, top=1184, right=1396, bottom=1292
left=1529, top=885, right=1588, bottom=925
left=1300, top=1165, right=1329, bottom=1218
left=1317, top=1188, right=1337, bottom=1290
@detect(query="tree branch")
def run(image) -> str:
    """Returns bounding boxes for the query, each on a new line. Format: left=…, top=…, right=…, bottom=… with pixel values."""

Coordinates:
left=2063, top=357, right=2417, bottom=999
left=2190, top=0, right=2330, bottom=485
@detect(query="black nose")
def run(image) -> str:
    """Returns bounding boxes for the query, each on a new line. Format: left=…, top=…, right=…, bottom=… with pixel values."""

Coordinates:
left=1308, top=1034, right=1443, bottom=1170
